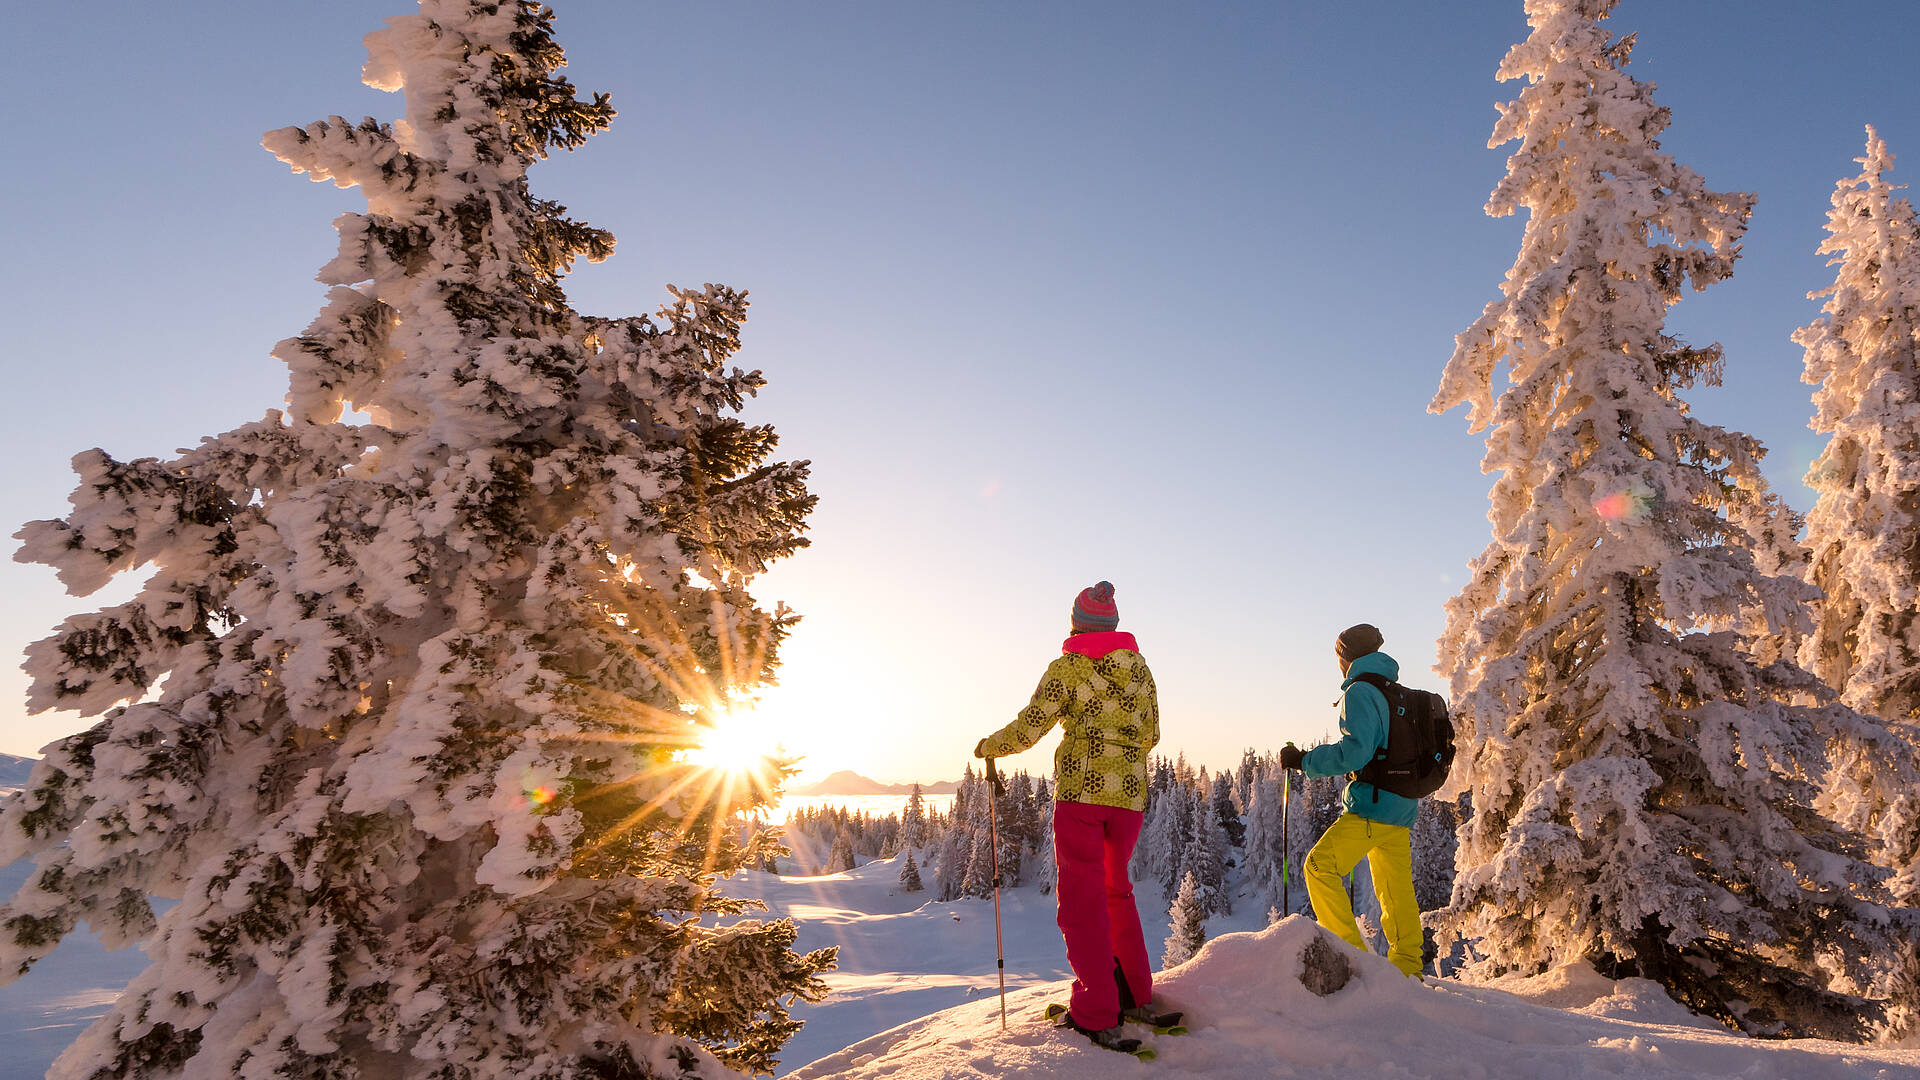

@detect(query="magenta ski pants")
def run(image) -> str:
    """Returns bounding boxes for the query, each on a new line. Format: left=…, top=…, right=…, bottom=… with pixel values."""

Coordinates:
left=1053, top=799, right=1151, bottom=1030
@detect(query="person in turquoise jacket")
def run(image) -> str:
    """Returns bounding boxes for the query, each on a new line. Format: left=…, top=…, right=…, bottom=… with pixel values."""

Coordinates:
left=1278, top=623, right=1424, bottom=976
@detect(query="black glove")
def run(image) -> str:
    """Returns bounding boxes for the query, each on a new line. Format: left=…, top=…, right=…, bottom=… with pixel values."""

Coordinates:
left=1279, top=745, right=1305, bottom=772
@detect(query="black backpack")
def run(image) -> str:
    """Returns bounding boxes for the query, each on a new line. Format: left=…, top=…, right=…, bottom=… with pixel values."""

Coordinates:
left=1348, top=672, right=1455, bottom=800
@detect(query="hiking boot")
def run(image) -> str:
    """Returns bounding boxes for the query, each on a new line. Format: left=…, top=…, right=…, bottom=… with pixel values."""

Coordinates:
left=1062, top=1014, right=1142, bottom=1054
left=1121, top=1004, right=1183, bottom=1028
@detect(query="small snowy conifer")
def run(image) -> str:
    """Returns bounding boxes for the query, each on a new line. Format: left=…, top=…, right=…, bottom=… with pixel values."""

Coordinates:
left=1429, top=0, right=1910, bottom=1040
left=898, top=852, right=923, bottom=894
left=0, top=3, right=832, bottom=1076
left=1163, top=871, right=1206, bottom=968
left=828, top=830, right=855, bottom=873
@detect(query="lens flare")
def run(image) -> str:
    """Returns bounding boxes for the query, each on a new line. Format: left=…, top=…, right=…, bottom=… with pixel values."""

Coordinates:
left=1593, top=481, right=1654, bottom=523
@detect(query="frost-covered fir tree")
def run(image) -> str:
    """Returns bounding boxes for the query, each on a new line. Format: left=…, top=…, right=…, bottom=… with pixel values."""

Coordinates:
left=1241, top=773, right=1286, bottom=913
left=1180, top=787, right=1230, bottom=916
left=1209, top=773, right=1244, bottom=848
left=1429, top=0, right=1912, bottom=1040
left=828, top=830, right=856, bottom=873
left=932, top=828, right=967, bottom=902
left=1798, top=127, right=1920, bottom=728
left=1163, top=871, right=1206, bottom=968
left=900, top=784, right=928, bottom=851
left=1795, top=129, right=1920, bottom=899
left=1411, top=794, right=1463, bottom=913
left=1131, top=783, right=1178, bottom=893
left=0, top=4, right=834, bottom=1077
left=994, top=771, right=1031, bottom=888
left=898, top=852, right=923, bottom=894
left=962, top=829, right=996, bottom=899
left=1033, top=795, right=1057, bottom=894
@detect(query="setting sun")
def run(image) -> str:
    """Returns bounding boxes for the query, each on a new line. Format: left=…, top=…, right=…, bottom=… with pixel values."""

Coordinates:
left=685, top=706, right=789, bottom=777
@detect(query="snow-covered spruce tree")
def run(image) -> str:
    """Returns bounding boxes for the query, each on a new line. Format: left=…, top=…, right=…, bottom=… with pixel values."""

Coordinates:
left=1033, top=796, right=1057, bottom=894
left=1162, top=871, right=1206, bottom=968
left=1410, top=794, right=1462, bottom=913
left=1430, top=0, right=1911, bottom=1040
left=1240, top=773, right=1283, bottom=913
left=932, top=828, right=966, bottom=902
left=828, top=831, right=855, bottom=873
left=900, top=784, right=927, bottom=851
left=0, top=4, right=832, bottom=1077
left=961, top=830, right=995, bottom=899
left=1209, top=773, right=1244, bottom=848
left=1180, top=788, right=1230, bottom=916
left=1794, top=129, right=1920, bottom=898
left=898, top=852, right=923, bottom=894
left=1798, top=127, right=1920, bottom=726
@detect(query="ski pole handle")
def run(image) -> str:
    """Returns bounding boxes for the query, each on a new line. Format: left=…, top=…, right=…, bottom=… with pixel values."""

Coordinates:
left=984, top=757, right=1005, bottom=797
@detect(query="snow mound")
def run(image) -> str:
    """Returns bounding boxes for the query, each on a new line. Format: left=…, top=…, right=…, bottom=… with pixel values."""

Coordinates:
left=789, top=916, right=1920, bottom=1080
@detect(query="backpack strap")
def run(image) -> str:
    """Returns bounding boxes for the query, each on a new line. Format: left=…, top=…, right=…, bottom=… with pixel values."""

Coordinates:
left=1350, top=671, right=1394, bottom=695
left=1347, top=672, right=1395, bottom=803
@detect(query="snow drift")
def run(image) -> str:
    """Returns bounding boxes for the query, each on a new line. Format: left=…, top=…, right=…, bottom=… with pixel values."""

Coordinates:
left=790, top=917, right=1920, bottom=1080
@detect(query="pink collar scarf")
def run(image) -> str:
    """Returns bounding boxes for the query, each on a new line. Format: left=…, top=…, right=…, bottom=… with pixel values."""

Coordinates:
left=1061, top=631, right=1139, bottom=659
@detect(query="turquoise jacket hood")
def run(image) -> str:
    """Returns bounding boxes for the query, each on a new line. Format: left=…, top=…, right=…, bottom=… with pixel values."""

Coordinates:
left=1301, top=650, right=1420, bottom=828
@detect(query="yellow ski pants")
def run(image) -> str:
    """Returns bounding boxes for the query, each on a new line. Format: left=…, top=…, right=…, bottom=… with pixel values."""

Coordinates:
left=1303, top=812, right=1423, bottom=977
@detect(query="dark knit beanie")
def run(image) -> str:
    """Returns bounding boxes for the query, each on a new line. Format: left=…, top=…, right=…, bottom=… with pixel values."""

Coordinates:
left=1071, top=581, right=1120, bottom=633
left=1335, top=623, right=1384, bottom=663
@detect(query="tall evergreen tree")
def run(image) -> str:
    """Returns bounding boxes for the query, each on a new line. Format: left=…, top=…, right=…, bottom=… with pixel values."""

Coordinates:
left=1798, top=127, right=1920, bottom=731
left=900, top=783, right=929, bottom=850
left=1241, top=773, right=1286, bottom=913
left=1210, top=772, right=1244, bottom=848
left=932, top=830, right=967, bottom=902
left=1428, top=0, right=1909, bottom=1040
left=0, top=4, right=831, bottom=1076
left=1411, top=795, right=1464, bottom=913
left=1793, top=130, right=1920, bottom=903
left=962, top=829, right=996, bottom=899
left=1181, top=787, right=1231, bottom=916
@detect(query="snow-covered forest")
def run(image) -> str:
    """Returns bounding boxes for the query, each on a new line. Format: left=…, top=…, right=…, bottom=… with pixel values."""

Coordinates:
left=4, top=0, right=1920, bottom=1076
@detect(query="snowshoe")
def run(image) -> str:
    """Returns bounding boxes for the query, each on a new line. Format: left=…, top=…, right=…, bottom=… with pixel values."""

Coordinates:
left=1043, top=1004, right=1155, bottom=1060
left=1121, top=1005, right=1187, bottom=1036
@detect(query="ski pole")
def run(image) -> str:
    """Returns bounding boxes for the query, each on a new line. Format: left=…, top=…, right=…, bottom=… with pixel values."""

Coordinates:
left=985, top=757, right=1008, bottom=1031
left=1281, top=743, right=1293, bottom=918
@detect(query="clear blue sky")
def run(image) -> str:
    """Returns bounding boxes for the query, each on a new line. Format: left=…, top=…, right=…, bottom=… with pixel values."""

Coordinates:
left=3, top=2, right=1916, bottom=782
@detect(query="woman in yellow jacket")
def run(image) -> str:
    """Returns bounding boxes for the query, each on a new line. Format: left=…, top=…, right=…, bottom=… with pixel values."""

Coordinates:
left=974, top=581, right=1161, bottom=1049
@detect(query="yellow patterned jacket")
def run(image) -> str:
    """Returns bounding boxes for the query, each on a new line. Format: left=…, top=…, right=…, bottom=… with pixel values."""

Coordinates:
left=976, top=632, right=1160, bottom=812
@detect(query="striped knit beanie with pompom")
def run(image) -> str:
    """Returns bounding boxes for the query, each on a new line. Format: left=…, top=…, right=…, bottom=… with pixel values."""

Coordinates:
left=1071, top=581, right=1120, bottom=633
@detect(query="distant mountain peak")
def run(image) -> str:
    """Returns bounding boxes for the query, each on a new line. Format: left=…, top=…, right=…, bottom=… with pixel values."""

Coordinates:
left=0, top=753, right=36, bottom=790
left=786, top=770, right=957, bottom=796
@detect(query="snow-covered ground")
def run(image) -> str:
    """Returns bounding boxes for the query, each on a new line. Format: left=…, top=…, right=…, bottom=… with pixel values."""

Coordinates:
left=4, top=841, right=1916, bottom=1078
left=785, top=880, right=1920, bottom=1080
